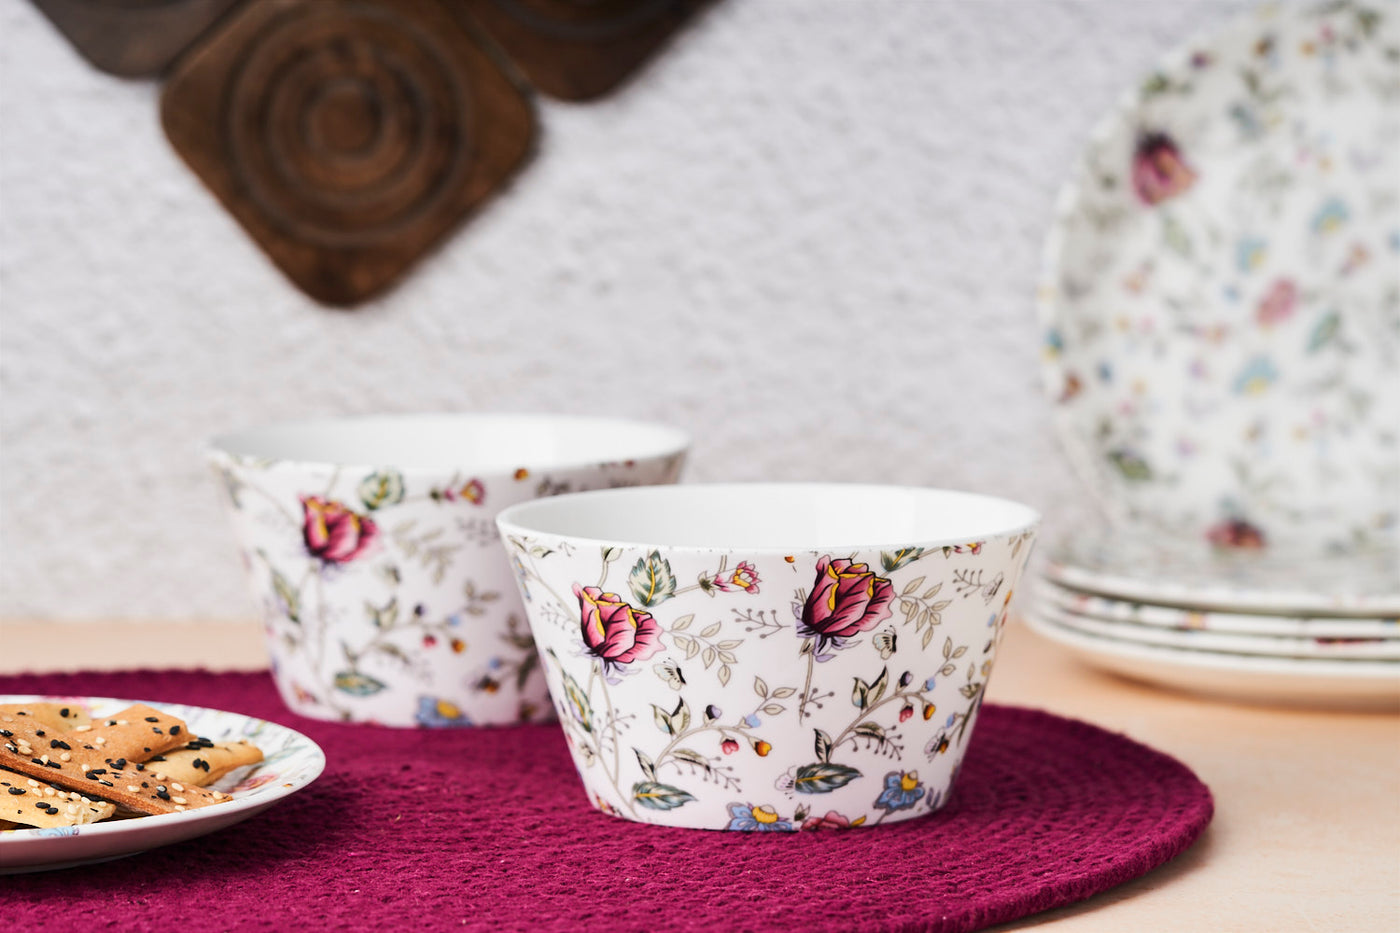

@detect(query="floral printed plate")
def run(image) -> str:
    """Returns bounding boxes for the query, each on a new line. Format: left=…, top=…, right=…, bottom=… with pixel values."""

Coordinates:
left=1036, top=577, right=1400, bottom=638
left=1024, top=613, right=1400, bottom=709
left=0, top=697, right=325, bottom=873
left=1034, top=600, right=1400, bottom=661
left=1044, top=527, right=1400, bottom=616
left=1039, top=0, right=1400, bottom=551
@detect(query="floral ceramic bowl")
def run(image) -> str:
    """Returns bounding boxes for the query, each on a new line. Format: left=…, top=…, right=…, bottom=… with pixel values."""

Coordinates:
left=208, top=413, right=688, bottom=727
left=496, top=484, right=1038, bottom=831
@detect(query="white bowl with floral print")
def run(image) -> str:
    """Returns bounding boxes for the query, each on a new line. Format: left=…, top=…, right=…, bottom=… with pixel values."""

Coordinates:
left=496, top=484, right=1039, bottom=831
left=1038, top=0, right=1400, bottom=551
left=207, top=413, right=688, bottom=727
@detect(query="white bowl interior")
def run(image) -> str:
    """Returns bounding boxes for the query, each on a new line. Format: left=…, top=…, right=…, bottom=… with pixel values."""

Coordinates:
left=209, top=414, right=688, bottom=472
left=498, top=484, right=1040, bottom=551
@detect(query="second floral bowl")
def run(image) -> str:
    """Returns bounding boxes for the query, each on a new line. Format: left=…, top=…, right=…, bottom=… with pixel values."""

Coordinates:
left=496, top=483, right=1039, bottom=831
left=207, top=413, right=687, bottom=727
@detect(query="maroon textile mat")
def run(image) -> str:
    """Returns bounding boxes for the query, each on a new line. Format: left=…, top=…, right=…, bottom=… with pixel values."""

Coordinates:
left=0, top=670, right=1212, bottom=932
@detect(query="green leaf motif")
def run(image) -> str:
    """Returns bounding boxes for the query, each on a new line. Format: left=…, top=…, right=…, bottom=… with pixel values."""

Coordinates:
left=333, top=671, right=387, bottom=696
left=880, top=548, right=925, bottom=573
left=633, top=782, right=696, bottom=810
left=1107, top=449, right=1153, bottom=482
left=635, top=749, right=657, bottom=783
left=793, top=762, right=863, bottom=795
left=271, top=568, right=301, bottom=623
left=814, top=728, right=834, bottom=764
left=358, top=469, right=405, bottom=511
left=628, top=550, right=678, bottom=607
left=562, top=670, right=593, bottom=732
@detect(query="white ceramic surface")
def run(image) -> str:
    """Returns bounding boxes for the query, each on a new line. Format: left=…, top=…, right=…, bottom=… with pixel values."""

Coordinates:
left=1035, top=600, right=1400, bottom=661
left=0, top=696, right=325, bottom=873
left=497, top=484, right=1039, bottom=832
left=1044, top=526, right=1400, bottom=616
left=208, top=413, right=687, bottom=727
left=1037, top=577, right=1400, bottom=639
left=1039, top=0, right=1400, bottom=550
left=1025, top=613, right=1400, bottom=710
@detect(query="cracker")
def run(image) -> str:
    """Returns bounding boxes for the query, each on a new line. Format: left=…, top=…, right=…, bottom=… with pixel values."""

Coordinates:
left=62, top=703, right=189, bottom=765
left=0, top=768, right=115, bottom=828
left=143, top=739, right=263, bottom=786
left=0, top=716, right=231, bottom=816
left=0, top=702, right=91, bottom=731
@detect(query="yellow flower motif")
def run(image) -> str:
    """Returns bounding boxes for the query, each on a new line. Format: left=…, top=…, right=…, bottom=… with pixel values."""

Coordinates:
left=752, top=805, right=780, bottom=824
left=899, top=772, right=920, bottom=792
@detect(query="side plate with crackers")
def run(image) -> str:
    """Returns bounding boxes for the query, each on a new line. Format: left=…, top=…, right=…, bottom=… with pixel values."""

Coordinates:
left=0, top=696, right=325, bottom=873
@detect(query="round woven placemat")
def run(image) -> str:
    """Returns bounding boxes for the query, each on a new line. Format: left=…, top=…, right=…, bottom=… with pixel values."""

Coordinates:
left=0, top=671, right=1212, bottom=932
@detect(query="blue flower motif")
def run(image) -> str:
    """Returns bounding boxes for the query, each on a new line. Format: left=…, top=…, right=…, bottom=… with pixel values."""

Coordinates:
left=414, top=696, right=472, bottom=728
left=742, top=713, right=761, bottom=729
left=874, top=772, right=926, bottom=812
left=1311, top=198, right=1348, bottom=235
left=725, top=803, right=794, bottom=832
left=923, top=676, right=937, bottom=691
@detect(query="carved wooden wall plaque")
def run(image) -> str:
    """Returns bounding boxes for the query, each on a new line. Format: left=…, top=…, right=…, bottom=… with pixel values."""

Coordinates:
left=463, top=0, right=710, bottom=101
left=31, top=0, right=244, bottom=77
left=159, top=0, right=537, bottom=306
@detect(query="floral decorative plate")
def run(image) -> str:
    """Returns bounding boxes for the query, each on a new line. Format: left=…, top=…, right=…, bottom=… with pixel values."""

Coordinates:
left=1034, top=600, right=1400, bottom=661
left=1039, top=0, right=1400, bottom=551
left=1037, top=577, right=1400, bottom=638
left=0, top=697, right=325, bottom=873
left=1024, top=613, right=1400, bottom=709
left=1044, top=527, right=1400, bottom=616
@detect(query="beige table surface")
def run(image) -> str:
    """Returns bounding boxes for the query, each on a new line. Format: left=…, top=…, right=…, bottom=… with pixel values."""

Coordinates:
left=2, top=617, right=1397, bottom=931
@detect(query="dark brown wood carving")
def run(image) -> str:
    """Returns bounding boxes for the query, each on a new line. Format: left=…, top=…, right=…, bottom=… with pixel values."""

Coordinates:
left=159, top=0, right=536, bottom=306
left=30, top=0, right=244, bottom=77
left=463, top=0, right=709, bottom=101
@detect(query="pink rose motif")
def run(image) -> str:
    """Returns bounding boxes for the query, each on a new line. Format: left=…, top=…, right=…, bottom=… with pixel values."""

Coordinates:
left=573, top=584, right=663, bottom=667
left=801, top=810, right=859, bottom=831
left=1255, top=279, right=1297, bottom=328
left=800, top=556, right=896, bottom=650
left=301, top=496, right=378, bottom=564
left=1207, top=519, right=1266, bottom=550
left=1131, top=133, right=1197, bottom=205
left=713, top=560, right=761, bottom=594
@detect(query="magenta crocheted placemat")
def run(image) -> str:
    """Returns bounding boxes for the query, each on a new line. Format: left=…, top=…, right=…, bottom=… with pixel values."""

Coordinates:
left=0, top=670, right=1211, bottom=932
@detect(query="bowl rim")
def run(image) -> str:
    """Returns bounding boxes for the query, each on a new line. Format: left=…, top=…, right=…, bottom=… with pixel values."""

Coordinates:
left=495, top=482, right=1041, bottom=554
left=204, top=412, right=690, bottom=476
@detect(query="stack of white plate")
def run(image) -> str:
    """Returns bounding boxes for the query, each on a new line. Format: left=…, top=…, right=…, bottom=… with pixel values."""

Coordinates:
left=1028, top=531, right=1400, bottom=707
left=1031, top=1, right=1400, bottom=708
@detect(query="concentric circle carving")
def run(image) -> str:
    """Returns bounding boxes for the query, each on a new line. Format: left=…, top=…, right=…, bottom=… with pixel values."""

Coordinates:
left=224, top=2, right=471, bottom=249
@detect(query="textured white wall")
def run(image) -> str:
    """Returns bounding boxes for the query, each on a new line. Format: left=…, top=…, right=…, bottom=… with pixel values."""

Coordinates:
left=0, top=0, right=1254, bottom=621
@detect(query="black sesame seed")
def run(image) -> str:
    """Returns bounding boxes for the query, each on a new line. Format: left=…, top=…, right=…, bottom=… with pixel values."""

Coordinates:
left=145, top=717, right=159, bottom=723
left=49, top=740, right=71, bottom=750
left=34, top=730, right=45, bottom=737
left=152, top=727, right=163, bottom=734
left=170, top=726, right=181, bottom=736
left=60, top=708, right=70, bottom=717
left=99, top=780, right=113, bottom=787
left=7, top=787, right=24, bottom=796
left=34, top=802, right=48, bottom=809
left=0, top=730, right=12, bottom=737
left=45, top=806, right=59, bottom=815
left=88, top=768, right=107, bottom=776
left=156, top=790, right=171, bottom=801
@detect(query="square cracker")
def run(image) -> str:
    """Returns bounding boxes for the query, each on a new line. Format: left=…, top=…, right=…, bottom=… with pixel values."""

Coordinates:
left=1, top=715, right=230, bottom=816
left=0, top=767, right=115, bottom=828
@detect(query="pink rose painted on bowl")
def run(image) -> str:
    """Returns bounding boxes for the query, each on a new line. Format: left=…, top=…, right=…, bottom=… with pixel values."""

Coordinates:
left=713, top=561, right=761, bottom=594
left=1206, top=518, right=1266, bottom=550
left=574, top=584, right=663, bottom=667
left=1131, top=133, right=1197, bottom=205
left=301, top=496, right=378, bottom=564
left=1255, top=279, right=1298, bottom=328
left=800, top=556, right=895, bottom=650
